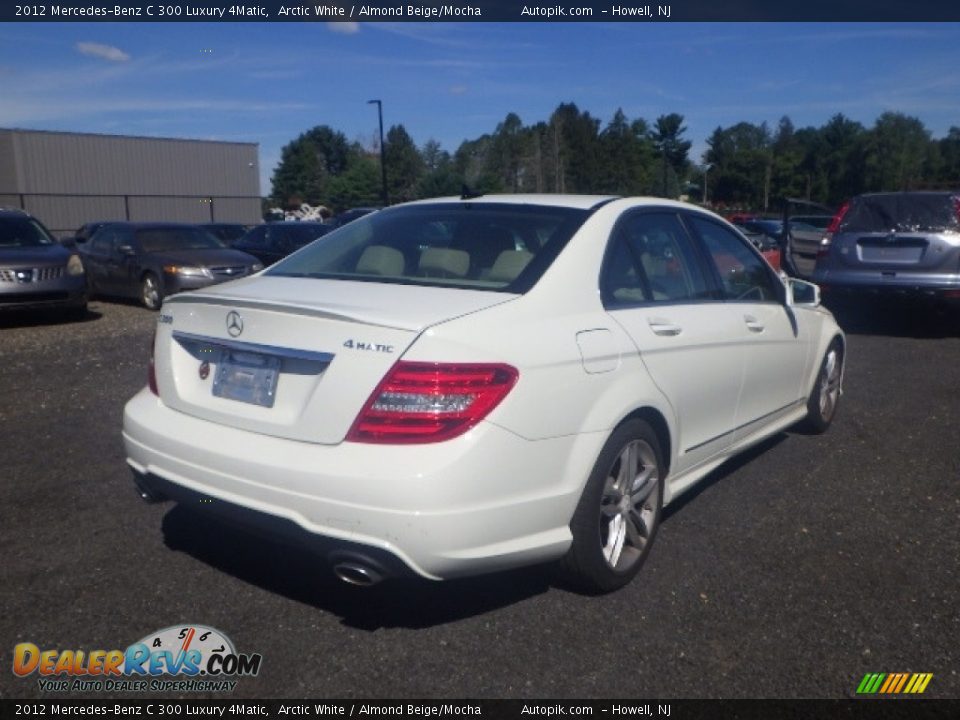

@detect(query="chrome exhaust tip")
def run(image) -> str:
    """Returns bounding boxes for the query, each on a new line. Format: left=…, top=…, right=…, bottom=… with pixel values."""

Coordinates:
left=132, top=474, right=165, bottom=503
left=333, top=562, right=384, bottom=587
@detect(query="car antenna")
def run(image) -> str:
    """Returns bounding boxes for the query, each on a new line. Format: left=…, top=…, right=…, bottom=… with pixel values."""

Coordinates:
left=461, top=184, right=484, bottom=200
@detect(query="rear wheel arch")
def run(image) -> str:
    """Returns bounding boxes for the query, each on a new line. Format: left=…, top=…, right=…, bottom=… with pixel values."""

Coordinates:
left=618, top=406, right=672, bottom=480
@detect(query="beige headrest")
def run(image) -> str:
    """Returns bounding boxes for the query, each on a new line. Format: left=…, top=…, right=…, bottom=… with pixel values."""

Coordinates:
left=487, top=250, right=533, bottom=283
left=419, top=247, right=470, bottom=278
left=356, top=245, right=405, bottom=276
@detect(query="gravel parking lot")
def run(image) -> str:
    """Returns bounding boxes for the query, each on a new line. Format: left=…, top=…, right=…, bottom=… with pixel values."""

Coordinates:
left=2, top=298, right=958, bottom=699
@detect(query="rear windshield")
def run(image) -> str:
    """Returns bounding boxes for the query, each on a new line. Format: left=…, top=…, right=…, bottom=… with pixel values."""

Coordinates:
left=136, top=227, right=226, bottom=253
left=267, top=202, right=591, bottom=292
left=841, top=194, right=959, bottom=233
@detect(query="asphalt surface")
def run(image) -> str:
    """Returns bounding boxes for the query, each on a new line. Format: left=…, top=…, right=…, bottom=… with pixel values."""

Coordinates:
left=1, top=297, right=958, bottom=700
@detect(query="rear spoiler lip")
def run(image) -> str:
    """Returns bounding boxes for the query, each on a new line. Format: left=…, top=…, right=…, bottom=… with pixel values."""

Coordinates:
left=164, top=293, right=416, bottom=332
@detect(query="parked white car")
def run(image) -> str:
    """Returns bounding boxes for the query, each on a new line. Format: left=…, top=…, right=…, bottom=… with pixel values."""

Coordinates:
left=123, top=195, right=844, bottom=593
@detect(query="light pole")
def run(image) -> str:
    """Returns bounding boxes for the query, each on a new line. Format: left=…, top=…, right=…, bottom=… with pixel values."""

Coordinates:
left=703, top=163, right=713, bottom=205
left=368, top=99, right=388, bottom=206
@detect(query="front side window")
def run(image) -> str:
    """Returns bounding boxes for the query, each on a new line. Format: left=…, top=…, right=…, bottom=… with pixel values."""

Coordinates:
left=239, top=226, right=269, bottom=249
left=689, top=216, right=778, bottom=302
left=602, top=212, right=711, bottom=306
left=90, top=227, right=119, bottom=254
left=267, top=203, right=590, bottom=293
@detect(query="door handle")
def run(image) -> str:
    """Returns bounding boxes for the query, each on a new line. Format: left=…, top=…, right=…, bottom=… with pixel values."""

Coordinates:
left=744, top=314, right=765, bottom=333
left=647, top=318, right=682, bottom=336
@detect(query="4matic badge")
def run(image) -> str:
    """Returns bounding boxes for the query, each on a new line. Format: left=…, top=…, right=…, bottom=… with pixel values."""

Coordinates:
left=343, top=339, right=394, bottom=353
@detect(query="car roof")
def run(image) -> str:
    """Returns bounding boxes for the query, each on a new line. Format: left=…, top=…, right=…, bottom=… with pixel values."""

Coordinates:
left=97, top=222, right=211, bottom=229
left=400, top=194, right=620, bottom=210
left=0, top=207, right=32, bottom=218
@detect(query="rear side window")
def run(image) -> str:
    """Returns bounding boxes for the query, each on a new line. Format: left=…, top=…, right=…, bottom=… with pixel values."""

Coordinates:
left=267, top=203, right=590, bottom=293
left=689, top=216, right=779, bottom=303
left=842, top=194, right=959, bottom=233
left=602, top=212, right=711, bottom=306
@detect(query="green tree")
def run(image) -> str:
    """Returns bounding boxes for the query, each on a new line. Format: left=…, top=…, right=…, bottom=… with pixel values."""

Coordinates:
left=417, top=139, right=461, bottom=198
left=454, top=135, right=503, bottom=194
left=864, top=112, right=932, bottom=192
left=651, top=113, right=692, bottom=186
left=326, top=152, right=382, bottom=212
left=770, top=116, right=806, bottom=204
left=270, top=125, right=352, bottom=207
left=649, top=157, right=681, bottom=199
left=936, top=127, right=960, bottom=187
left=550, top=103, right=601, bottom=193
left=817, top=114, right=867, bottom=204
left=705, top=122, right=771, bottom=207
left=384, top=124, right=425, bottom=203
left=489, top=113, right=531, bottom=192
left=598, top=109, right=653, bottom=195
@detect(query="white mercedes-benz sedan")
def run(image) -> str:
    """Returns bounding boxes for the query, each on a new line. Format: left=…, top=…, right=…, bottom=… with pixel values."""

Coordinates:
left=123, top=195, right=844, bottom=593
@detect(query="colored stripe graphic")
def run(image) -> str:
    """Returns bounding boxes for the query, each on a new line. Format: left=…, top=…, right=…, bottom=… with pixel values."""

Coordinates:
left=857, top=673, right=932, bottom=694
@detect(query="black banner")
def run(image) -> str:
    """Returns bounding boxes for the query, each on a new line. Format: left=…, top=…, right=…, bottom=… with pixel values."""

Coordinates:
left=3, top=0, right=960, bottom=23
left=2, top=700, right=960, bottom=720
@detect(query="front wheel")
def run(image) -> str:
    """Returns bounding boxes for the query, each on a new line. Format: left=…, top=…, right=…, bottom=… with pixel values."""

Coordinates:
left=803, top=339, right=843, bottom=433
left=560, top=419, right=664, bottom=594
left=141, top=272, right=162, bottom=311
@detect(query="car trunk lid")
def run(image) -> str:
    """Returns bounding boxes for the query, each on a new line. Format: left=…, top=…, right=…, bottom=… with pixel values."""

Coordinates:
left=153, top=277, right=516, bottom=444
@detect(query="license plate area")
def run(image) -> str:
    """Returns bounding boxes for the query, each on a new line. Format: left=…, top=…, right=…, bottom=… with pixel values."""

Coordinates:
left=857, top=237, right=926, bottom=264
left=212, top=350, right=281, bottom=408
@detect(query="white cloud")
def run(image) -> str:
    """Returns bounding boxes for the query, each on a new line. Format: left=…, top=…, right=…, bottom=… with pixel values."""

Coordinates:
left=327, top=21, right=359, bottom=34
left=75, top=41, right=130, bottom=62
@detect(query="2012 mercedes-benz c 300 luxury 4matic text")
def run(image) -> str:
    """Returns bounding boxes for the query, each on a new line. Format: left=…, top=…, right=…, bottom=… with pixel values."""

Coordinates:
left=123, top=195, right=845, bottom=593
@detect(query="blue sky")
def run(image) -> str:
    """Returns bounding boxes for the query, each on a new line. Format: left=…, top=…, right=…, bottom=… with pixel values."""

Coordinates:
left=2, top=22, right=959, bottom=195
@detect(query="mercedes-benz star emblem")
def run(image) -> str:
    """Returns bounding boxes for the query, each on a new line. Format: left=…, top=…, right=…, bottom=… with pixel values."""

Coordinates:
left=226, top=311, right=244, bottom=338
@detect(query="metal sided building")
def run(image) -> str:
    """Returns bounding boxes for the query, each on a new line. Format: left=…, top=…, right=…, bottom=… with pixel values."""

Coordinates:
left=0, top=128, right=262, bottom=236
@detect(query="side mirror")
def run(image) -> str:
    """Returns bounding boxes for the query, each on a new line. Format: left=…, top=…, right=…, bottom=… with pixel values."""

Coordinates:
left=787, top=278, right=820, bottom=307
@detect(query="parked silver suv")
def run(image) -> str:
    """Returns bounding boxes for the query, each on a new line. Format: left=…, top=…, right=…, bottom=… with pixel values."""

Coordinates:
left=0, top=208, right=88, bottom=318
left=812, top=192, right=960, bottom=303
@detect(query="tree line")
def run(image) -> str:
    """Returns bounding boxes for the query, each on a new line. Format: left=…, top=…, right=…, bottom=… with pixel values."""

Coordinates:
left=270, top=103, right=960, bottom=215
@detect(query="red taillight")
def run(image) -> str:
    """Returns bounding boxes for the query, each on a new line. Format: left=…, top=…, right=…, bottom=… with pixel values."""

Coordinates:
left=346, top=361, right=519, bottom=444
left=819, top=200, right=851, bottom=258
left=148, top=336, right=158, bottom=396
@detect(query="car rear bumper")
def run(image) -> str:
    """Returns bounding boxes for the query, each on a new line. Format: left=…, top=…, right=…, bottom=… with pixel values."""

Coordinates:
left=812, top=268, right=960, bottom=297
left=123, top=388, right=603, bottom=581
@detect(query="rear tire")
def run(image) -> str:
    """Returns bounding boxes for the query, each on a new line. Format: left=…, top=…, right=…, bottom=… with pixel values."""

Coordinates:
left=803, top=339, right=843, bottom=433
left=560, top=419, right=664, bottom=594
left=141, top=272, right=162, bottom=311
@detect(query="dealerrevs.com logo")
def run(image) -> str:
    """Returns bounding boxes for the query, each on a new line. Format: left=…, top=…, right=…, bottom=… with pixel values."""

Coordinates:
left=13, top=625, right=262, bottom=693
